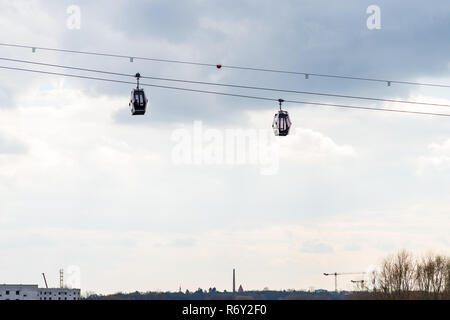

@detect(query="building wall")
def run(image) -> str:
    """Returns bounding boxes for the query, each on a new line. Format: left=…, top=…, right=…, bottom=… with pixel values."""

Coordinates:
left=0, top=285, right=40, bottom=300
left=38, top=288, right=81, bottom=300
left=0, top=285, right=80, bottom=300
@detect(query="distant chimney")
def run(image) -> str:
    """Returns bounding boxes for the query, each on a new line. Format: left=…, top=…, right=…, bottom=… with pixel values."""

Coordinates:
left=233, top=269, right=236, bottom=293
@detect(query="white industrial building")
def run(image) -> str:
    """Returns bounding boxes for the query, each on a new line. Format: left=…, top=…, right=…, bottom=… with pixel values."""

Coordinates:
left=0, top=284, right=80, bottom=300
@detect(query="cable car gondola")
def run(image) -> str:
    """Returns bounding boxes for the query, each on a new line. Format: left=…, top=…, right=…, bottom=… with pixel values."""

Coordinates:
left=129, top=73, right=148, bottom=115
left=272, top=99, right=291, bottom=136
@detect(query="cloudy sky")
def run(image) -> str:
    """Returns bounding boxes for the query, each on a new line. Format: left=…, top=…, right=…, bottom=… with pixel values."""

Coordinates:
left=0, top=0, right=449, bottom=294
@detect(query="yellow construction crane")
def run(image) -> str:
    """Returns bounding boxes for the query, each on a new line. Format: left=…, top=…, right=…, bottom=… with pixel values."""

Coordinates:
left=323, top=272, right=366, bottom=293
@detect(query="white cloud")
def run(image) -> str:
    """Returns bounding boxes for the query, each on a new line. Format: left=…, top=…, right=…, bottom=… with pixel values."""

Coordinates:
left=417, top=138, right=450, bottom=174
left=279, top=127, right=357, bottom=161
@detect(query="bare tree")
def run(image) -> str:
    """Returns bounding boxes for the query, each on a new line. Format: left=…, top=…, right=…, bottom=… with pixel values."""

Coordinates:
left=445, top=258, right=450, bottom=296
left=367, top=250, right=450, bottom=300
left=416, top=253, right=434, bottom=293
left=415, top=253, right=450, bottom=298
left=431, top=255, right=446, bottom=295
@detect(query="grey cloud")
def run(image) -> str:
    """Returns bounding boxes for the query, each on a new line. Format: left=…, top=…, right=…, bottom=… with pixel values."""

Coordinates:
left=300, top=240, right=334, bottom=254
left=169, top=238, right=197, bottom=248
left=344, top=243, right=362, bottom=252
left=155, top=238, right=197, bottom=248
left=3, top=0, right=449, bottom=123
left=0, top=233, right=56, bottom=249
left=0, top=134, right=27, bottom=154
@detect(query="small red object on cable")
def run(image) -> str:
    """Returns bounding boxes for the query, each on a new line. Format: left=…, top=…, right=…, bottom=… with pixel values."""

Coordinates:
left=216, top=64, right=222, bottom=69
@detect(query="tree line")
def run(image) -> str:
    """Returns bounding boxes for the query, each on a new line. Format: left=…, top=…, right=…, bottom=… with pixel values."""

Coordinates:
left=85, top=250, right=449, bottom=300
left=355, top=250, right=450, bottom=299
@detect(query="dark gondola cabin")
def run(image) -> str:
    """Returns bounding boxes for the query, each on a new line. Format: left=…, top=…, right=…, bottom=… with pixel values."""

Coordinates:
left=272, top=99, right=291, bottom=136
left=129, top=73, right=148, bottom=115
left=129, top=89, right=148, bottom=115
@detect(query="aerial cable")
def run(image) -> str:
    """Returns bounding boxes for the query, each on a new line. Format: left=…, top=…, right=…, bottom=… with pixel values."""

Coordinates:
left=1, top=57, right=449, bottom=109
left=1, top=64, right=450, bottom=118
left=0, top=42, right=449, bottom=88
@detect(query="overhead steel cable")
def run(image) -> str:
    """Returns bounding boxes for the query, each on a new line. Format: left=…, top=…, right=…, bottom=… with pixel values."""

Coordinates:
left=1, top=64, right=449, bottom=118
left=1, top=57, right=449, bottom=109
left=0, top=43, right=216, bottom=67
left=0, top=42, right=449, bottom=88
